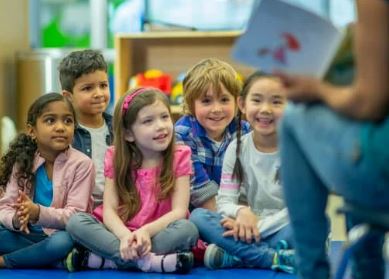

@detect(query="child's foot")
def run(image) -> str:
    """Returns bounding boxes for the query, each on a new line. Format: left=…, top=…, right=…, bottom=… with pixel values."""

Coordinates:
left=192, top=239, right=207, bottom=266
left=204, top=244, right=243, bottom=269
left=64, top=246, right=89, bottom=272
left=64, top=246, right=116, bottom=272
left=137, top=252, right=194, bottom=274
left=271, top=248, right=296, bottom=274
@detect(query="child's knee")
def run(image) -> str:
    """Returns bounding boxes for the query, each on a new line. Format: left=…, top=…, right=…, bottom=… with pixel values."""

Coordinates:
left=48, top=231, right=74, bottom=255
left=189, top=208, right=208, bottom=225
left=66, top=212, right=91, bottom=233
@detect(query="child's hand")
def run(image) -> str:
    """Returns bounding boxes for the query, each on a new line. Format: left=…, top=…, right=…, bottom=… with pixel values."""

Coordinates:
left=232, top=207, right=260, bottom=243
left=119, top=232, right=138, bottom=261
left=132, top=228, right=151, bottom=258
left=221, top=216, right=236, bottom=237
left=11, top=191, right=33, bottom=233
left=11, top=210, right=27, bottom=233
left=18, top=191, right=40, bottom=223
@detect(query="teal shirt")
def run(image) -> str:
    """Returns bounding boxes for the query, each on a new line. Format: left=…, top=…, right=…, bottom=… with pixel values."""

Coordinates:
left=29, top=165, right=53, bottom=233
left=33, top=165, right=53, bottom=207
left=361, top=115, right=389, bottom=177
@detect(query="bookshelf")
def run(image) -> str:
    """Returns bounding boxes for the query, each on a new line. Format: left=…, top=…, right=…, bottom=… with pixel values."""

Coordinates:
left=114, top=31, right=254, bottom=119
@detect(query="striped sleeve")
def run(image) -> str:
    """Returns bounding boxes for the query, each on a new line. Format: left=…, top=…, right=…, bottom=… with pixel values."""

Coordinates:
left=216, top=139, right=245, bottom=218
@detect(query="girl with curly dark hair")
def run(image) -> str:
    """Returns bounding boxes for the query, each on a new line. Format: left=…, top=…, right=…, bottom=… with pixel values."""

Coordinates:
left=0, top=92, right=95, bottom=269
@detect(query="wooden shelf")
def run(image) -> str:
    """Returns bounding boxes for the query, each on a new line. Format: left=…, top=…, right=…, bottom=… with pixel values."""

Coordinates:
left=114, top=31, right=255, bottom=118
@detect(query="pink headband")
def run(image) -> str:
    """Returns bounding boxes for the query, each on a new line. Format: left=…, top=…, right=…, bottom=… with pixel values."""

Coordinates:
left=122, top=87, right=148, bottom=114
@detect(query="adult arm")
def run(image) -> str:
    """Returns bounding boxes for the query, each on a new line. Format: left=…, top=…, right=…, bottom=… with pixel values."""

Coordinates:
left=278, top=0, right=389, bottom=121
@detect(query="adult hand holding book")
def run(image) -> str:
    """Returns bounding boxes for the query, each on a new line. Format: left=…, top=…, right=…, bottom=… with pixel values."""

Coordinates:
left=232, top=0, right=345, bottom=79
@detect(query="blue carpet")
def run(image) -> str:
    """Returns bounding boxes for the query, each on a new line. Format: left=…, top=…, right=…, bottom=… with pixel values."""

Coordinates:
left=0, top=267, right=295, bottom=279
left=0, top=242, right=387, bottom=278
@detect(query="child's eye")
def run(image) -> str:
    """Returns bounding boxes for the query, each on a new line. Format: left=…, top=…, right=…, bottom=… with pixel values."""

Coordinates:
left=100, top=83, right=108, bottom=89
left=272, top=98, right=285, bottom=106
left=162, top=114, right=170, bottom=120
left=252, top=98, right=261, bottom=103
left=82, top=86, right=93, bottom=91
left=221, top=97, right=231, bottom=103
left=44, top=118, right=55, bottom=124
left=201, top=98, right=211, bottom=104
left=64, top=117, right=74, bottom=125
left=142, top=119, right=152, bottom=124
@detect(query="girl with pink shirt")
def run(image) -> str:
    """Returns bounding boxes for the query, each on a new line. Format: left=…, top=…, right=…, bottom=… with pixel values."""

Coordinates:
left=0, top=93, right=95, bottom=269
left=65, top=87, right=199, bottom=273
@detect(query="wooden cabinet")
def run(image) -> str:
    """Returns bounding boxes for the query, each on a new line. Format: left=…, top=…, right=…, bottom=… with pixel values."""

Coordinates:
left=114, top=31, right=254, bottom=118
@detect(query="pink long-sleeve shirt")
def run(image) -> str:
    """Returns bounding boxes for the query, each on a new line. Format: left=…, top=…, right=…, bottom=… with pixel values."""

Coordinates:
left=0, top=146, right=95, bottom=235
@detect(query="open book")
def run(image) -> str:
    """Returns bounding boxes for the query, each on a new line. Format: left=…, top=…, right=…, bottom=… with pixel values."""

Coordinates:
left=232, top=0, right=345, bottom=78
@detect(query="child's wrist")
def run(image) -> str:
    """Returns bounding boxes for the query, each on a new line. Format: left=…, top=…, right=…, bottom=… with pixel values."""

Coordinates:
left=236, top=206, right=251, bottom=217
left=30, top=204, right=40, bottom=223
left=12, top=214, right=21, bottom=230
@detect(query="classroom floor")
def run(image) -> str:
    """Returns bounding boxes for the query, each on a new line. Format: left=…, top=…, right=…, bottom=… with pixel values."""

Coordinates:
left=0, top=242, right=388, bottom=279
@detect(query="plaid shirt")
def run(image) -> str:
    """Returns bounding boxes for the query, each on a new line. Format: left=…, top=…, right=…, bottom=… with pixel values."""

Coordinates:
left=175, top=115, right=251, bottom=192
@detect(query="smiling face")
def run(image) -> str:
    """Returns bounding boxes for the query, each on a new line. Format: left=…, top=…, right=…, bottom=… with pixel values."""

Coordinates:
left=239, top=78, right=286, bottom=140
left=125, top=99, right=173, bottom=159
left=193, top=84, right=236, bottom=141
left=64, top=70, right=110, bottom=123
left=28, top=100, right=75, bottom=160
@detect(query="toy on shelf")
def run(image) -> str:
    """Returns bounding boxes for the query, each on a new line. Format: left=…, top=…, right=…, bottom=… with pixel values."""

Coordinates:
left=129, top=69, right=172, bottom=95
left=170, top=72, right=186, bottom=105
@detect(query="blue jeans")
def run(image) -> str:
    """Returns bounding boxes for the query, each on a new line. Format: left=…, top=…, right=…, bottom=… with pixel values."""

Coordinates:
left=279, top=103, right=389, bottom=279
left=0, top=225, right=73, bottom=268
left=189, top=208, right=294, bottom=268
left=66, top=212, right=199, bottom=269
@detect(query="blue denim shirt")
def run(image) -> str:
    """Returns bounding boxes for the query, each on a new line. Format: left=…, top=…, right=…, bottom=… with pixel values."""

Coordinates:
left=72, top=112, right=113, bottom=158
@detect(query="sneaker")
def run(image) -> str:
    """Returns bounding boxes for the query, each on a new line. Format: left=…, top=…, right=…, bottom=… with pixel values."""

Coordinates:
left=138, top=252, right=193, bottom=274
left=204, top=244, right=243, bottom=269
left=173, top=252, right=194, bottom=274
left=275, top=239, right=290, bottom=250
left=271, top=249, right=296, bottom=274
left=192, top=239, right=207, bottom=266
left=326, top=232, right=332, bottom=254
left=64, top=246, right=89, bottom=272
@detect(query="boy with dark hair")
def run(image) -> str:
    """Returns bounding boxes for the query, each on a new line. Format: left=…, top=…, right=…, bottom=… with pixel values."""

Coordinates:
left=59, top=49, right=113, bottom=207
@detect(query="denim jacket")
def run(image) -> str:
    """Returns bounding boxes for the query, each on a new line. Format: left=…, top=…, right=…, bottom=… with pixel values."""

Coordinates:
left=72, top=112, right=113, bottom=158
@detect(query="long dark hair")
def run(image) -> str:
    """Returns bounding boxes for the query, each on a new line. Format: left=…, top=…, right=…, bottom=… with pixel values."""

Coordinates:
left=0, top=93, right=75, bottom=194
left=233, top=72, right=270, bottom=184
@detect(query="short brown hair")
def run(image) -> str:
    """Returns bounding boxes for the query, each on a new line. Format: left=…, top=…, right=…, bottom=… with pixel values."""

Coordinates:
left=182, top=58, right=242, bottom=115
left=58, top=49, right=108, bottom=93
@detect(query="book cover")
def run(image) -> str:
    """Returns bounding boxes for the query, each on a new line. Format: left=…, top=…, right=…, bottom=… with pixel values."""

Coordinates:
left=232, top=0, right=344, bottom=78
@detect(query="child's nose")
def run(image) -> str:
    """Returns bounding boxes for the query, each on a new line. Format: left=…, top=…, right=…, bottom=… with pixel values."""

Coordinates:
left=211, top=103, right=222, bottom=113
left=156, top=119, right=166, bottom=129
left=94, top=88, right=105, bottom=98
left=55, top=122, right=66, bottom=131
left=260, top=102, right=272, bottom=113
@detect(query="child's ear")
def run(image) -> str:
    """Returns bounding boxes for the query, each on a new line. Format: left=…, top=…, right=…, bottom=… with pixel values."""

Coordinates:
left=62, top=90, right=73, bottom=101
left=124, top=129, right=135, bottom=142
left=237, top=96, right=246, bottom=114
left=26, top=124, right=36, bottom=140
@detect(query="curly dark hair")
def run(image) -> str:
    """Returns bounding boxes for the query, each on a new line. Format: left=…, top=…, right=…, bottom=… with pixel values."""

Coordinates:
left=0, top=93, right=75, bottom=193
left=58, top=49, right=108, bottom=93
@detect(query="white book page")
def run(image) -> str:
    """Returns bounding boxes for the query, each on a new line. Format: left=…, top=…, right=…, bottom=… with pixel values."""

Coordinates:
left=232, top=0, right=344, bottom=78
